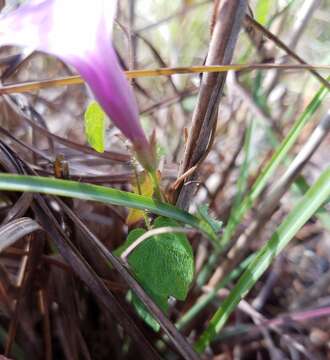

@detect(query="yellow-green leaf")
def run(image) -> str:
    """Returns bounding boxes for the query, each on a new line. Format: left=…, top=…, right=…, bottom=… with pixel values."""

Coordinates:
left=256, top=0, right=271, bottom=25
left=84, top=101, right=106, bottom=153
left=127, top=172, right=154, bottom=225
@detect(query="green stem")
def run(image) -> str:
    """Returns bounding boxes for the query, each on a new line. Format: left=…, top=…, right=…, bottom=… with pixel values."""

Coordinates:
left=149, top=169, right=164, bottom=202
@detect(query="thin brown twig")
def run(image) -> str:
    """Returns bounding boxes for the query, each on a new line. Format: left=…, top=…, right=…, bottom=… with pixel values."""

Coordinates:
left=210, top=128, right=246, bottom=209
left=205, top=287, right=312, bottom=357
left=245, top=15, right=330, bottom=90
left=38, top=289, right=52, bottom=360
left=135, top=0, right=211, bottom=33
left=4, top=237, right=31, bottom=356
left=263, top=0, right=321, bottom=93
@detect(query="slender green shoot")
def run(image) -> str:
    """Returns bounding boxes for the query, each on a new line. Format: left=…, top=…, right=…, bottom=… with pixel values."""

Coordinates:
left=195, top=166, right=330, bottom=353
left=197, top=77, right=329, bottom=285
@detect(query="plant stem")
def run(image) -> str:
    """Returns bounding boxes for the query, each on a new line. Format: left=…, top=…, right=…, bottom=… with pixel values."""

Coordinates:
left=149, top=169, right=164, bottom=202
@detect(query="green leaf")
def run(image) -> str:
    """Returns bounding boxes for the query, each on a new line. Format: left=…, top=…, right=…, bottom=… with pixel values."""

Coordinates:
left=130, top=216, right=194, bottom=301
left=197, top=205, right=222, bottom=234
left=116, top=217, right=194, bottom=330
left=114, top=228, right=145, bottom=257
left=84, top=101, right=106, bottom=153
left=128, top=290, right=164, bottom=332
left=255, top=0, right=271, bottom=25
left=116, top=229, right=165, bottom=331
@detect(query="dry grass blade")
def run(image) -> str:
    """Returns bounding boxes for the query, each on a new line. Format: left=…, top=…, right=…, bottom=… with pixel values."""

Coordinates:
left=49, top=266, right=91, bottom=360
left=3, top=95, right=130, bottom=163
left=32, top=197, right=163, bottom=360
left=0, top=64, right=329, bottom=95
left=0, top=140, right=162, bottom=359
left=58, top=198, right=200, bottom=360
left=0, top=217, right=41, bottom=253
left=0, top=192, right=33, bottom=225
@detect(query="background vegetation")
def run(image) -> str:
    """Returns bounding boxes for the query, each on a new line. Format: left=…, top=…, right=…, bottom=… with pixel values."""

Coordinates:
left=0, top=0, right=330, bottom=359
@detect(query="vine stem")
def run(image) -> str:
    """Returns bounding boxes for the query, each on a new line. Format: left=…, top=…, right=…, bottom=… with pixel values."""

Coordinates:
left=121, top=226, right=193, bottom=264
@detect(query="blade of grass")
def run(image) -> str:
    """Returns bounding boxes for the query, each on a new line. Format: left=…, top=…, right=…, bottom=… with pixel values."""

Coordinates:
left=219, top=119, right=254, bottom=245
left=195, top=166, right=330, bottom=353
left=0, top=217, right=41, bottom=253
left=221, top=80, right=329, bottom=244
left=197, top=118, right=254, bottom=284
left=197, top=77, right=330, bottom=284
left=293, top=175, right=330, bottom=232
left=0, top=174, right=217, bottom=242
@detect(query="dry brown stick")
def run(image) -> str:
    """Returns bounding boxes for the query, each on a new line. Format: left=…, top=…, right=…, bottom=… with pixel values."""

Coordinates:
left=173, top=0, right=248, bottom=210
left=4, top=237, right=31, bottom=356
left=169, top=116, right=217, bottom=195
left=38, top=289, right=52, bottom=360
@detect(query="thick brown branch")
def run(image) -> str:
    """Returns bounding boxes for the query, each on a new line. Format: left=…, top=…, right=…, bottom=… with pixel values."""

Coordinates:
left=173, top=0, right=248, bottom=210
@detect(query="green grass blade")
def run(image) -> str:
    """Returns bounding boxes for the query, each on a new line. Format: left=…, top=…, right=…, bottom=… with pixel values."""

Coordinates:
left=197, top=78, right=329, bottom=285
left=195, top=166, right=330, bottom=353
left=0, top=174, right=216, bottom=241
left=220, top=119, right=254, bottom=247
left=226, top=80, right=329, bottom=241
left=197, top=120, right=254, bottom=285
left=294, top=175, right=330, bottom=231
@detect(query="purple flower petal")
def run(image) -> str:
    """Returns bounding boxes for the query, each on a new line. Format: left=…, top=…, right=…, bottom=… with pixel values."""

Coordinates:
left=0, top=0, right=155, bottom=169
